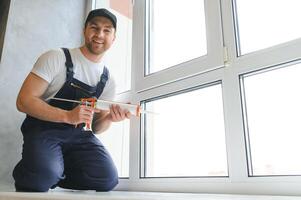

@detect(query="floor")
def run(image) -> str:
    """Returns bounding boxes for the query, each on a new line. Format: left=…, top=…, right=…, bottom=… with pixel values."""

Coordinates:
left=0, top=190, right=301, bottom=200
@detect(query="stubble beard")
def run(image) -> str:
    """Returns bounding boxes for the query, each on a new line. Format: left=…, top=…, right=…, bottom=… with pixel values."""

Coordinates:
left=86, top=42, right=104, bottom=56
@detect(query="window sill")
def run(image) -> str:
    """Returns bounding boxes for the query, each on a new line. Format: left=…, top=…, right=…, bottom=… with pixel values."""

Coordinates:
left=0, top=190, right=300, bottom=200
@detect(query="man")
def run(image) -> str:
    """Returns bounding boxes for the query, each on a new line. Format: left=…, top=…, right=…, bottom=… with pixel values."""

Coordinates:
left=12, top=8, right=130, bottom=192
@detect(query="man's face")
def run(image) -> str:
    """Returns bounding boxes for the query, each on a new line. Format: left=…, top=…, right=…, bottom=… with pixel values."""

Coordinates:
left=84, top=16, right=116, bottom=55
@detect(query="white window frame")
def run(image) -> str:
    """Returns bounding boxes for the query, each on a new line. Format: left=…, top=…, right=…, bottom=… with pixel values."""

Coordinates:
left=133, top=0, right=224, bottom=92
left=220, top=0, right=301, bottom=195
left=88, top=0, right=301, bottom=195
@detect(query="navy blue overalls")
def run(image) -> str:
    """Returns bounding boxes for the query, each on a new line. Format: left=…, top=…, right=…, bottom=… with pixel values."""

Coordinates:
left=13, top=48, right=118, bottom=192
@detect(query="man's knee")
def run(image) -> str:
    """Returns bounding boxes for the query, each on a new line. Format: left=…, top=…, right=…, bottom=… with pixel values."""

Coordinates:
left=14, top=163, right=63, bottom=192
left=86, top=165, right=119, bottom=191
left=95, top=175, right=119, bottom=191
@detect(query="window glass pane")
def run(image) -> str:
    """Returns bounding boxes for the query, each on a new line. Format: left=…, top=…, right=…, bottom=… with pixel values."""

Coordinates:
left=241, top=63, right=301, bottom=176
left=95, top=0, right=132, bottom=93
left=143, top=83, right=227, bottom=177
left=147, top=0, right=207, bottom=74
left=97, top=120, right=130, bottom=178
left=235, top=0, right=301, bottom=55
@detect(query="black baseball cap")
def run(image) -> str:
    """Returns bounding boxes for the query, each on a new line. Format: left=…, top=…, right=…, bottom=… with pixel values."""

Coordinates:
left=85, top=8, right=117, bottom=29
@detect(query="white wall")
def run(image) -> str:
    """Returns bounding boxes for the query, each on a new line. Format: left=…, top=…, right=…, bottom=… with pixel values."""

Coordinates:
left=0, top=0, right=86, bottom=190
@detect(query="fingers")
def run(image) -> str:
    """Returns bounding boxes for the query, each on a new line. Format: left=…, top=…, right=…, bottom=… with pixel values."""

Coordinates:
left=79, top=105, right=94, bottom=121
left=110, top=105, right=120, bottom=121
left=109, top=104, right=131, bottom=122
left=125, top=111, right=131, bottom=119
left=68, top=105, right=94, bottom=125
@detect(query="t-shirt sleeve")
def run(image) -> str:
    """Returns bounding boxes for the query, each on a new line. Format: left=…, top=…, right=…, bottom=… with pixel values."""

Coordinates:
left=100, top=74, right=116, bottom=101
left=31, top=49, right=63, bottom=83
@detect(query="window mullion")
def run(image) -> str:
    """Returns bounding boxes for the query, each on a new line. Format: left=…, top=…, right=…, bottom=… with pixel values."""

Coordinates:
left=220, top=0, right=249, bottom=182
left=222, top=66, right=249, bottom=182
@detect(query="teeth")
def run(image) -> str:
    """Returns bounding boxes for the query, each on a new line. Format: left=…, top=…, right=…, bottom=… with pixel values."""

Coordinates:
left=93, top=40, right=103, bottom=44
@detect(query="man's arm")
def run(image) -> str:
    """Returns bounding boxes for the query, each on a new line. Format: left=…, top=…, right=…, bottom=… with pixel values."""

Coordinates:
left=92, top=111, right=112, bottom=134
left=17, top=72, right=94, bottom=125
left=92, top=104, right=131, bottom=134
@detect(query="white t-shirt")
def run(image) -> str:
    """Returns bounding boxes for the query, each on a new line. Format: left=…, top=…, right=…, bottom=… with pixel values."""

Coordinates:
left=31, top=48, right=116, bottom=101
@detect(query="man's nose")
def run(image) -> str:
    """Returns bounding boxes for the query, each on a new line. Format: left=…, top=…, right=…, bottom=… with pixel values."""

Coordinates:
left=95, top=30, right=105, bottom=38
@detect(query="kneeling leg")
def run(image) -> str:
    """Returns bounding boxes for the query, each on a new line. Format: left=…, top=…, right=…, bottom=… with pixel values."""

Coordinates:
left=59, top=136, right=118, bottom=191
left=13, top=134, right=64, bottom=192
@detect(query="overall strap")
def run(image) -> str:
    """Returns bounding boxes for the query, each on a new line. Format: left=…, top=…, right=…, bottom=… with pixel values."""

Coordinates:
left=61, top=48, right=74, bottom=81
left=95, top=66, right=109, bottom=98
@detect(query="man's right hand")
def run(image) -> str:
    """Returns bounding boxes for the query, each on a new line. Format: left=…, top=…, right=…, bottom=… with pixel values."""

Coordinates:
left=66, top=104, right=100, bottom=126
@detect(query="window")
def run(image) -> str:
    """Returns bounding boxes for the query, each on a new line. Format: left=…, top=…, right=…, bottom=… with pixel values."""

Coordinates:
left=241, top=62, right=301, bottom=176
left=88, top=0, right=301, bottom=195
left=142, top=83, right=227, bottom=177
left=135, top=0, right=224, bottom=92
left=147, top=0, right=207, bottom=74
left=234, top=0, right=301, bottom=55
